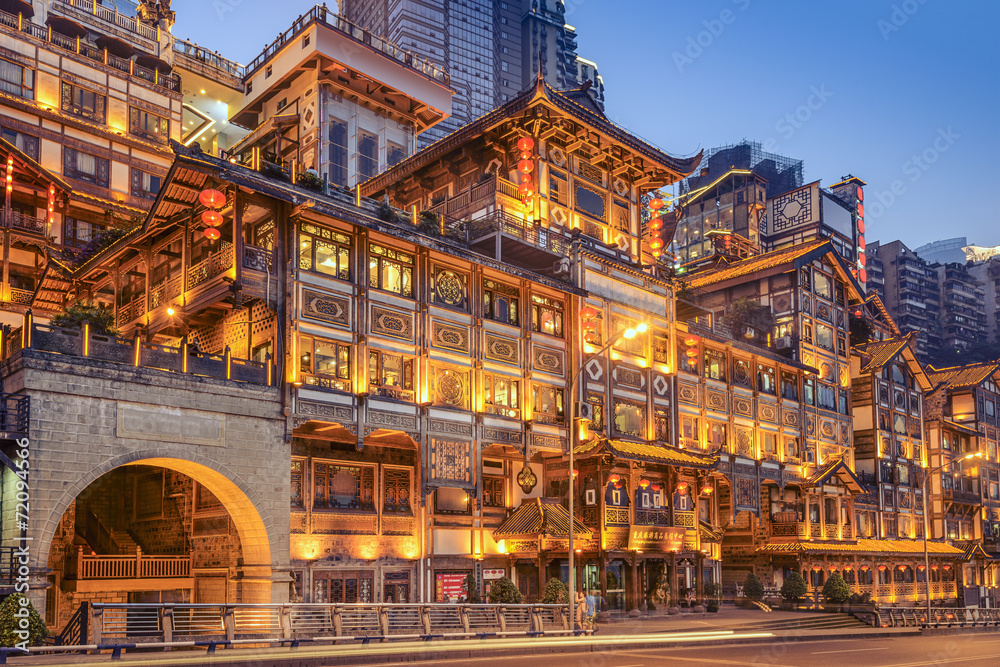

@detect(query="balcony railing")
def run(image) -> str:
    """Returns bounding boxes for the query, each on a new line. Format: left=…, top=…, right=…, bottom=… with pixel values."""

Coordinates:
left=57, top=0, right=159, bottom=42
left=242, top=5, right=448, bottom=84
left=468, top=211, right=572, bottom=256
left=2, top=316, right=272, bottom=386
left=428, top=175, right=520, bottom=220
left=72, top=546, right=191, bottom=580
left=173, top=37, right=243, bottom=78
left=6, top=210, right=46, bottom=234
left=943, top=488, right=980, bottom=504
left=0, top=9, right=180, bottom=92
left=634, top=508, right=669, bottom=526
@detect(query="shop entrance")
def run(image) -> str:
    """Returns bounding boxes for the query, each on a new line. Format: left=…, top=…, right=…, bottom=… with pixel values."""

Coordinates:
left=383, top=571, right=410, bottom=603
left=606, top=560, right=626, bottom=611
left=312, top=570, right=374, bottom=603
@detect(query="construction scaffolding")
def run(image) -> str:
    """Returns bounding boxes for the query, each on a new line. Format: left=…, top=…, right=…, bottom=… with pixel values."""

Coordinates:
left=679, top=140, right=804, bottom=198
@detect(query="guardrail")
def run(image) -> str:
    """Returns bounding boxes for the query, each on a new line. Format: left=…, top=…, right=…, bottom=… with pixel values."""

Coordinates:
left=874, top=606, right=1000, bottom=629
left=23, top=602, right=571, bottom=660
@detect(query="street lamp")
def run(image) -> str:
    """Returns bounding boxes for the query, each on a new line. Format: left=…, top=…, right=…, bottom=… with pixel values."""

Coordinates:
left=922, top=451, right=983, bottom=621
left=567, top=316, right=647, bottom=633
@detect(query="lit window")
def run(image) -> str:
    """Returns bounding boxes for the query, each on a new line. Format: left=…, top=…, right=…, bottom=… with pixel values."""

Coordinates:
left=531, top=295, right=563, bottom=337
left=368, top=243, right=414, bottom=296
left=299, top=223, right=351, bottom=279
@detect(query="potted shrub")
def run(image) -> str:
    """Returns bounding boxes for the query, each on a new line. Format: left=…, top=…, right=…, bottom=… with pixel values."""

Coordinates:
left=378, top=196, right=403, bottom=224
left=0, top=594, right=47, bottom=647
left=742, top=572, right=764, bottom=609
left=779, top=572, right=808, bottom=611
left=417, top=210, right=440, bottom=235
left=52, top=301, right=119, bottom=337
left=705, top=583, right=722, bottom=612
left=463, top=573, right=481, bottom=604
left=297, top=170, right=325, bottom=192
left=822, top=572, right=851, bottom=612
left=487, top=577, right=523, bottom=604
left=540, top=577, right=568, bottom=604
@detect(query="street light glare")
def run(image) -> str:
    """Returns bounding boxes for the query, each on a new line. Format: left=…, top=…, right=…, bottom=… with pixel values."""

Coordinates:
left=636, top=323, right=648, bottom=333
left=622, top=329, right=637, bottom=339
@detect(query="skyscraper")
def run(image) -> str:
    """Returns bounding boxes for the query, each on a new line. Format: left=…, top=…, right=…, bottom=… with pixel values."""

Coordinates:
left=341, top=0, right=604, bottom=145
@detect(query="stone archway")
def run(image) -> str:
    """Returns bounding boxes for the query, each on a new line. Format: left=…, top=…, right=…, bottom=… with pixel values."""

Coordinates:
left=36, top=451, right=281, bottom=610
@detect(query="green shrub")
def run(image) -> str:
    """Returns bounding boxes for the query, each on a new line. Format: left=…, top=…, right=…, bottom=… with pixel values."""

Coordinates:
left=822, top=572, right=851, bottom=604
left=297, top=171, right=325, bottom=192
left=0, top=594, right=47, bottom=647
left=417, top=210, right=440, bottom=235
left=52, top=300, right=119, bottom=336
left=463, top=573, right=481, bottom=603
left=705, top=582, right=722, bottom=601
left=540, top=577, right=568, bottom=604
left=780, top=572, right=808, bottom=601
left=487, top=577, right=523, bottom=604
left=742, top=572, right=764, bottom=601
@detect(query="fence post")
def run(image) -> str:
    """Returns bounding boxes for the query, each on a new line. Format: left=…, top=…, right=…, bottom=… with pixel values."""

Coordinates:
left=89, top=604, right=103, bottom=646
left=420, top=605, right=431, bottom=635
left=331, top=605, right=342, bottom=637
left=530, top=605, right=542, bottom=634
left=222, top=606, right=236, bottom=642
left=279, top=604, right=292, bottom=639
left=79, top=601, right=89, bottom=647
left=497, top=605, right=507, bottom=634
left=159, top=605, right=173, bottom=647
left=459, top=605, right=470, bottom=634
left=225, top=345, right=232, bottom=380
left=378, top=605, right=389, bottom=641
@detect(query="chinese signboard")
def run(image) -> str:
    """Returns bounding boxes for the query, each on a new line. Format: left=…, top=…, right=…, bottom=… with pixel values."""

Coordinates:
left=435, top=572, right=469, bottom=602
left=627, top=526, right=684, bottom=552
left=483, top=569, right=505, bottom=580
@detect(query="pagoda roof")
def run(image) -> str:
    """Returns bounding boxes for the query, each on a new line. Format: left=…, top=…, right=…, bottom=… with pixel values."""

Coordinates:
left=492, top=498, right=591, bottom=539
left=574, top=438, right=719, bottom=470
left=807, top=459, right=865, bottom=494
left=361, top=76, right=702, bottom=197
left=927, top=361, right=1000, bottom=391
left=854, top=333, right=931, bottom=390
left=757, top=539, right=965, bottom=556
left=0, top=136, right=70, bottom=193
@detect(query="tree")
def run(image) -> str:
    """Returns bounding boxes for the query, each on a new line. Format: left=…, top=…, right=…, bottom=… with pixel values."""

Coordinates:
left=463, top=573, right=481, bottom=603
left=720, top=298, right=774, bottom=346
left=52, top=300, right=119, bottom=336
left=540, top=577, right=568, bottom=604
left=0, top=594, right=47, bottom=647
left=822, top=572, right=851, bottom=604
left=487, top=577, right=523, bottom=604
left=742, top=572, right=764, bottom=601
left=780, top=572, right=808, bottom=601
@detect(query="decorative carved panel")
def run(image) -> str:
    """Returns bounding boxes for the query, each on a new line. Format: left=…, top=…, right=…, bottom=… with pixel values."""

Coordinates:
left=736, top=428, right=754, bottom=457
left=532, top=434, right=565, bottom=450
left=485, top=334, right=519, bottom=365
left=706, top=390, right=727, bottom=413
left=297, top=400, right=352, bottom=422
left=426, top=419, right=473, bottom=436
left=782, top=409, right=799, bottom=427
left=533, top=346, right=565, bottom=376
left=367, top=410, right=418, bottom=431
left=759, top=401, right=777, bottom=423
left=431, top=320, right=470, bottom=353
left=482, top=427, right=523, bottom=446
left=678, top=382, right=699, bottom=406
left=733, top=396, right=753, bottom=418
left=428, top=438, right=473, bottom=486
left=432, top=367, right=470, bottom=409
left=734, top=478, right=759, bottom=514
left=371, top=306, right=414, bottom=341
left=820, top=419, right=835, bottom=440
left=652, top=374, right=670, bottom=397
left=302, top=289, right=349, bottom=326
left=615, top=364, right=644, bottom=390
left=806, top=414, right=816, bottom=436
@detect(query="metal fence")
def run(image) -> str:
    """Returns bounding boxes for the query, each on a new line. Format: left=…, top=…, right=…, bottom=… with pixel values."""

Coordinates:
left=874, top=606, right=1000, bottom=629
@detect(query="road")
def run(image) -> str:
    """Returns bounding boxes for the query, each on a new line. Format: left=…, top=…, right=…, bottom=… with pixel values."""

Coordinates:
left=335, top=634, right=1000, bottom=667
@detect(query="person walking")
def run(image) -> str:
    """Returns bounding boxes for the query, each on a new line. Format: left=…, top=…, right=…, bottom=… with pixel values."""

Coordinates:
left=584, top=590, right=597, bottom=634
left=575, top=590, right=586, bottom=634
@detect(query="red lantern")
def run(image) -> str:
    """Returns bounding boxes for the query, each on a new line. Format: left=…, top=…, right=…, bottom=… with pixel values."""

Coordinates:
left=517, top=159, right=534, bottom=174
left=684, top=335, right=700, bottom=347
left=858, top=253, right=867, bottom=267
left=520, top=173, right=532, bottom=184
left=522, top=196, right=533, bottom=209
left=608, top=473, right=620, bottom=484
left=584, top=332, right=599, bottom=344
left=829, top=565, right=839, bottom=571
left=878, top=565, right=887, bottom=572
left=520, top=150, right=532, bottom=161
left=199, top=188, right=226, bottom=209
left=860, top=565, right=870, bottom=571
left=580, top=306, right=598, bottom=320
left=649, top=219, right=663, bottom=231
left=202, top=210, right=223, bottom=226
left=649, top=238, right=663, bottom=250
left=700, top=485, right=713, bottom=495
left=897, top=565, right=907, bottom=571
left=582, top=319, right=598, bottom=332
left=648, top=198, right=663, bottom=210
left=639, top=478, right=650, bottom=489
left=858, top=218, right=865, bottom=234
left=918, top=565, right=926, bottom=571
left=857, top=234, right=866, bottom=252
left=517, top=136, right=534, bottom=152
left=520, top=183, right=534, bottom=196
left=856, top=186, right=864, bottom=201
left=859, top=268, right=868, bottom=283
left=931, top=565, right=939, bottom=570
left=943, top=565, right=951, bottom=571
left=614, top=481, right=623, bottom=489
left=854, top=309, right=863, bottom=318
left=812, top=565, right=822, bottom=572
left=652, top=250, right=661, bottom=257
left=650, top=483, right=662, bottom=492
left=857, top=204, right=864, bottom=219
left=685, top=348, right=698, bottom=358
left=676, top=481, right=689, bottom=492
left=203, top=226, right=221, bottom=240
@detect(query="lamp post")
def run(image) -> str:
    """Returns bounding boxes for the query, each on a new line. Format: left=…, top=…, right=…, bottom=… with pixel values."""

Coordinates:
left=922, top=451, right=982, bottom=621
left=567, top=317, right=647, bottom=634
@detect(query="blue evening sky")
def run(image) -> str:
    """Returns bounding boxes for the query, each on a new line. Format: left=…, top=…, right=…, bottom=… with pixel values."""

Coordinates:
left=173, top=0, right=999, bottom=249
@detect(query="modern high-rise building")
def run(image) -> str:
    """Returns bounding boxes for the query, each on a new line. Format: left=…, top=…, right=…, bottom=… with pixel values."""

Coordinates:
left=341, top=0, right=605, bottom=146
left=914, top=237, right=968, bottom=265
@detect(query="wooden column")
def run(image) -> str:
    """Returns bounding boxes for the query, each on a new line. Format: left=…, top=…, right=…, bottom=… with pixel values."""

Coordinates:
left=696, top=552, right=705, bottom=603
left=630, top=555, right=639, bottom=610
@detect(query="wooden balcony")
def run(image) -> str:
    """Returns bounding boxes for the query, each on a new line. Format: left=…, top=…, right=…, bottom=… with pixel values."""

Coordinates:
left=468, top=210, right=572, bottom=275
left=428, top=175, right=520, bottom=221
left=5, top=210, right=46, bottom=235
left=64, top=546, right=192, bottom=593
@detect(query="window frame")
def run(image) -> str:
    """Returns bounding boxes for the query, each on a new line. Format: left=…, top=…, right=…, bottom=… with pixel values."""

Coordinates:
left=531, top=295, right=564, bottom=337
left=313, top=461, right=376, bottom=512
left=299, top=335, right=351, bottom=391
left=483, top=373, right=520, bottom=419
left=299, top=222, right=352, bottom=280
left=128, top=106, right=169, bottom=143
left=61, top=81, right=106, bottom=122
left=368, top=242, right=414, bottom=297
left=367, top=349, right=414, bottom=401
left=532, top=384, right=564, bottom=424
left=0, top=58, right=33, bottom=99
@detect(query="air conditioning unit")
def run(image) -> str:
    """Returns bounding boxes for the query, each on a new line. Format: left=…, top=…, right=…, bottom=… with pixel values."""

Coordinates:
left=576, top=403, right=594, bottom=420
left=774, top=336, right=792, bottom=350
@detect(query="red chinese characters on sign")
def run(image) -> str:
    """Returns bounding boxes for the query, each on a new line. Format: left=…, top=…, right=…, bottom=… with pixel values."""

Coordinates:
left=627, top=526, right=685, bottom=552
left=483, top=569, right=505, bottom=580
left=435, top=572, right=468, bottom=602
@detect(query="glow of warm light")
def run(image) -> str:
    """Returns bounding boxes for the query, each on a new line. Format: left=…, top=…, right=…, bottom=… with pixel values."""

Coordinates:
left=623, top=329, right=637, bottom=339
left=166, top=307, right=175, bottom=316
left=497, top=540, right=506, bottom=554
left=635, top=323, right=648, bottom=333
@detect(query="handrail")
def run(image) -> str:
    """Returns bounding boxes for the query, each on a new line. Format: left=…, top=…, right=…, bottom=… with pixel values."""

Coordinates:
left=172, top=37, right=243, bottom=77
left=58, top=0, right=159, bottom=42
left=242, top=5, right=448, bottom=84
left=0, top=8, right=179, bottom=92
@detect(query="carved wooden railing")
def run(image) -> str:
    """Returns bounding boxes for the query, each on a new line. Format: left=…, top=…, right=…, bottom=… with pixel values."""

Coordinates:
left=74, top=546, right=191, bottom=580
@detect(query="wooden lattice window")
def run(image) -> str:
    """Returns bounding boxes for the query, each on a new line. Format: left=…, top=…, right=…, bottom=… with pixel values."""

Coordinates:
left=483, top=477, right=504, bottom=508
left=531, top=295, right=563, bottom=337
left=61, top=82, right=106, bottom=122
left=129, top=106, right=169, bottom=142
left=299, top=222, right=351, bottom=280
left=313, top=462, right=375, bottom=511
left=382, top=468, right=412, bottom=513
left=291, top=460, right=304, bottom=508
left=369, top=243, right=414, bottom=297
left=483, top=279, right=519, bottom=325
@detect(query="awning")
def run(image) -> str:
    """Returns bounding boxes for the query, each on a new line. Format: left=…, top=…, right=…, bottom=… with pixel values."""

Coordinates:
left=96, top=34, right=135, bottom=59
left=757, top=539, right=964, bottom=557
left=136, top=53, right=173, bottom=74
left=808, top=459, right=865, bottom=494
left=574, top=438, right=719, bottom=470
left=0, top=0, right=34, bottom=18
left=493, top=498, right=591, bottom=540
left=46, top=15, right=88, bottom=39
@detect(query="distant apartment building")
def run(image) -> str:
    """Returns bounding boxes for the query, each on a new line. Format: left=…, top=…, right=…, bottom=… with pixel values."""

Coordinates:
left=967, top=256, right=1000, bottom=343
left=341, top=0, right=605, bottom=146
left=935, top=262, right=988, bottom=352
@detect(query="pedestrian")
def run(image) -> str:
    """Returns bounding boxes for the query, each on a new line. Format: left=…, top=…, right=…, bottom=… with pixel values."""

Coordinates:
left=584, top=589, right=597, bottom=634
left=575, top=590, right=586, bottom=633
